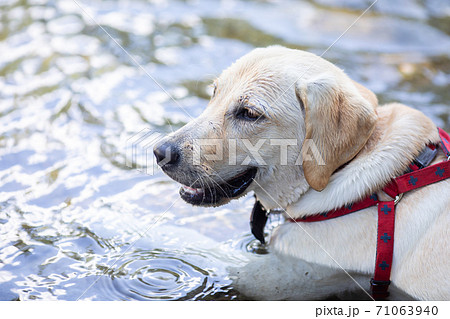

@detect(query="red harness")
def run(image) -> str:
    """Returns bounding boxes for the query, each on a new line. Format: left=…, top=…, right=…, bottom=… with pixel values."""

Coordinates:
left=288, top=128, right=450, bottom=300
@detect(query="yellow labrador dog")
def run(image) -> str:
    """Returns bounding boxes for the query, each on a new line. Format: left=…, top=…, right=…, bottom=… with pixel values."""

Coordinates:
left=153, top=46, right=450, bottom=300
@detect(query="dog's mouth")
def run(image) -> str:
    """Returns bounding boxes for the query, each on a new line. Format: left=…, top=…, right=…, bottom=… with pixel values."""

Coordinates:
left=179, top=167, right=257, bottom=206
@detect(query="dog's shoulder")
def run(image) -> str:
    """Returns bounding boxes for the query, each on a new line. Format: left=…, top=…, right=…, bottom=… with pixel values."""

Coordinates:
left=287, top=102, right=440, bottom=217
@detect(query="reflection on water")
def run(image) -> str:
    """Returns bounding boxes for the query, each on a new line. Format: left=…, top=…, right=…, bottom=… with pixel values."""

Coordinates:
left=82, top=248, right=236, bottom=301
left=0, top=0, right=449, bottom=300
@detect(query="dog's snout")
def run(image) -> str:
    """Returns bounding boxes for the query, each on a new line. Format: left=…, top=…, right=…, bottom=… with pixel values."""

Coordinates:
left=153, top=142, right=180, bottom=167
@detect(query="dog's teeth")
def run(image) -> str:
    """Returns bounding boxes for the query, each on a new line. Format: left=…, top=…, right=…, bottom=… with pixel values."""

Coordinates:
left=182, top=185, right=203, bottom=194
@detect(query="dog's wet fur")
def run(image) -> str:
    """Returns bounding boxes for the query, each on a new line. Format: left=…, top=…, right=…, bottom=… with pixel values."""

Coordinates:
left=154, top=46, right=450, bottom=300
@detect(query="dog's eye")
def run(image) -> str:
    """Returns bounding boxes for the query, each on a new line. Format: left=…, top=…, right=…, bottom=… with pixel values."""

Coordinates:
left=236, top=107, right=262, bottom=121
left=211, top=83, right=217, bottom=97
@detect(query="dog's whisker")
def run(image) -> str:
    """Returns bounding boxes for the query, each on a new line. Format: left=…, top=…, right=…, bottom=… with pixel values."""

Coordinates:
left=204, top=174, right=228, bottom=198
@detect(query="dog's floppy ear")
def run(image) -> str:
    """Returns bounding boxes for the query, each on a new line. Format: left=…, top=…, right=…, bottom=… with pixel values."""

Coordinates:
left=296, top=74, right=378, bottom=191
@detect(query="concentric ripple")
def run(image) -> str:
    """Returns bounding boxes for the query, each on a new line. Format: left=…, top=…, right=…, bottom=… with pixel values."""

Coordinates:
left=92, top=249, right=235, bottom=301
left=230, top=213, right=285, bottom=255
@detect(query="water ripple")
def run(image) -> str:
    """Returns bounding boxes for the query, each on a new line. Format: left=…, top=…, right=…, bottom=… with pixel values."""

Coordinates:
left=89, top=249, right=235, bottom=301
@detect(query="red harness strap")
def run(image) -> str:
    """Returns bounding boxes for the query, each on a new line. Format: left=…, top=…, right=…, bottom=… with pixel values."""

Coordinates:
left=289, top=128, right=450, bottom=300
left=372, top=200, right=396, bottom=299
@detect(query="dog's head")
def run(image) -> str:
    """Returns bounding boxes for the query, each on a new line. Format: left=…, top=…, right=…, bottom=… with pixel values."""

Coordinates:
left=154, top=46, right=377, bottom=208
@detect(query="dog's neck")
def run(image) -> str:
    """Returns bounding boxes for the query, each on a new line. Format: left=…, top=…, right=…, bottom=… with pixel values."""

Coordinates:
left=285, top=103, right=440, bottom=218
left=252, top=164, right=310, bottom=211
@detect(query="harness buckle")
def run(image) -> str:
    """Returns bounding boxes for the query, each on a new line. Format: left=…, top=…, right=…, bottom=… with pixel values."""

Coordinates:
left=413, top=146, right=438, bottom=169
left=370, top=278, right=391, bottom=299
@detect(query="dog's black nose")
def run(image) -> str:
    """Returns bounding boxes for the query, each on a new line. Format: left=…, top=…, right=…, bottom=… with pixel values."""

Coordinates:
left=153, top=142, right=180, bottom=166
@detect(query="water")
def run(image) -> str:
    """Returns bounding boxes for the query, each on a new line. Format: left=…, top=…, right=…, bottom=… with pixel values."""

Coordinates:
left=0, top=0, right=449, bottom=301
